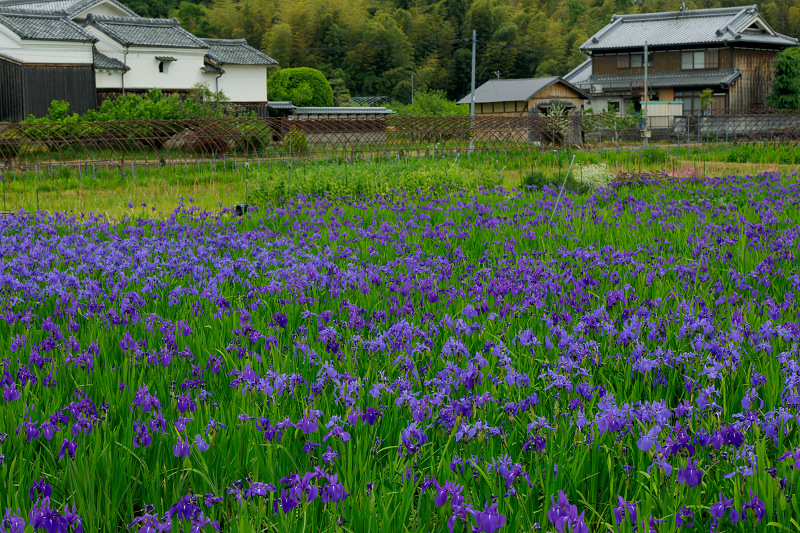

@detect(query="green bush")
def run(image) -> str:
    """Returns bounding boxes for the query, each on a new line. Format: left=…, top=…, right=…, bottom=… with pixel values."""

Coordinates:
left=388, top=90, right=468, bottom=117
left=268, top=68, right=334, bottom=107
left=523, top=170, right=550, bottom=188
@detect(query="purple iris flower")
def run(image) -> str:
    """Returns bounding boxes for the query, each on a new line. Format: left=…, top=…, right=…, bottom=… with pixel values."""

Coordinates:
left=58, top=439, right=77, bottom=460
left=127, top=513, right=170, bottom=532
left=1, top=508, right=25, bottom=533
left=636, top=426, right=660, bottom=452
left=173, top=437, right=191, bottom=458
left=547, top=491, right=588, bottom=533
left=742, top=490, right=766, bottom=524
left=29, top=478, right=51, bottom=501
left=779, top=448, right=800, bottom=471
left=28, top=498, right=68, bottom=533
left=471, top=502, right=506, bottom=533
left=295, top=417, right=318, bottom=435
left=676, top=460, right=703, bottom=488
left=710, top=493, right=740, bottom=523
left=675, top=506, right=693, bottom=528
left=613, top=496, right=638, bottom=525
left=164, top=495, right=198, bottom=521
left=434, top=481, right=464, bottom=508
left=193, top=435, right=210, bottom=453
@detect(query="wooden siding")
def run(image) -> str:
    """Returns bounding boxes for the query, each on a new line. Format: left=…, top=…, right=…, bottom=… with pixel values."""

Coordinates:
left=0, top=57, right=96, bottom=121
left=658, top=88, right=675, bottom=101
left=0, top=57, right=25, bottom=122
left=593, top=48, right=733, bottom=75
left=729, top=48, right=778, bottom=109
left=474, top=81, right=584, bottom=116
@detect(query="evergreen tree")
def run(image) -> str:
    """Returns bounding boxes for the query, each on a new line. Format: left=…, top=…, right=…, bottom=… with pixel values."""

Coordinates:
left=767, top=47, right=800, bottom=110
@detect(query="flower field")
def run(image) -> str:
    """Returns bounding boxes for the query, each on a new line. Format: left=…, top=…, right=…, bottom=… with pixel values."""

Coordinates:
left=1, top=171, right=799, bottom=533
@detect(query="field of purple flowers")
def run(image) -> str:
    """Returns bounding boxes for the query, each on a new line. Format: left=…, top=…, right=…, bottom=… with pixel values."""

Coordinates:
left=1, top=171, right=799, bottom=533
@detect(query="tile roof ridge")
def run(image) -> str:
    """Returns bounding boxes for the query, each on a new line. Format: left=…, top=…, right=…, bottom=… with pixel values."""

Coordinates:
left=86, top=13, right=179, bottom=25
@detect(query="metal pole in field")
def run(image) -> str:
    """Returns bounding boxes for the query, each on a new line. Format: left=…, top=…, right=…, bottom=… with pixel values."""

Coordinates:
left=469, top=29, right=476, bottom=152
left=643, top=40, right=649, bottom=149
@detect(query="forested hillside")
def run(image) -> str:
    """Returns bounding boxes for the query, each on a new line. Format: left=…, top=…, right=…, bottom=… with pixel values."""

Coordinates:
left=121, top=0, right=800, bottom=101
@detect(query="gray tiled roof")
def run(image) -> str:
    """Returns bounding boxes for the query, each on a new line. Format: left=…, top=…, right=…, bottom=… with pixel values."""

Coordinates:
left=563, top=59, right=592, bottom=85
left=84, top=14, right=208, bottom=48
left=585, top=68, right=742, bottom=90
left=0, top=12, right=96, bottom=41
left=201, top=64, right=223, bottom=74
left=582, top=5, right=798, bottom=51
left=0, top=0, right=136, bottom=17
left=457, top=77, right=589, bottom=104
left=93, top=48, right=128, bottom=69
left=292, top=107, right=394, bottom=115
left=202, top=38, right=277, bottom=66
left=267, top=101, right=295, bottom=110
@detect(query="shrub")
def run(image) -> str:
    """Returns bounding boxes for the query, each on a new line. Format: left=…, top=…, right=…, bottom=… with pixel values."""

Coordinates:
left=523, top=170, right=550, bottom=188
left=388, top=90, right=468, bottom=117
left=269, top=68, right=334, bottom=107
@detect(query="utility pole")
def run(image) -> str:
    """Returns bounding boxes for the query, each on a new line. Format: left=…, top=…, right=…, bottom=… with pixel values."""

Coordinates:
left=469, top=29, right=476, bottom=152
left=411, top=72, right=414, bottom=106
left=643, top=40, right=649, bottom=148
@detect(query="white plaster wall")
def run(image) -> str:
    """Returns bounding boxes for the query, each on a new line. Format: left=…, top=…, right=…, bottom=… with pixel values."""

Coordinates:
left=123, top=48, right=208, bottom=90
left=13, top=40, right=94, bottom=64
left=94, top=68, right=124, bottom=89
left=216, top=65, right=267, bottom=102
left=0, top=24, right=22, bottom=62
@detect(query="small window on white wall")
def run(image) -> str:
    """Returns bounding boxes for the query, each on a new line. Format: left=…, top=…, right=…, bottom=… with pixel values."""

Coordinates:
left=159, top=61, right=168, bottom=73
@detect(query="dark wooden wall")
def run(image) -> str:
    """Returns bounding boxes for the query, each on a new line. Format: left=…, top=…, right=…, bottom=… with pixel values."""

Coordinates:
left=0, top=56, right=96, bottom=121
left=0, top=57, right=25, bottom=122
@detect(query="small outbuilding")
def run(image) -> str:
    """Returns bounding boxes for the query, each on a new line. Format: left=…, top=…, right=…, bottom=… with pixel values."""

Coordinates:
left=457, top=77, right=589, bottom=116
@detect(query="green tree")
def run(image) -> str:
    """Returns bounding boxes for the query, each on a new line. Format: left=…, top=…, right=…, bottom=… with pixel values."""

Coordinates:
left=174, top=2, right=217, bottom=37
left=265, top=23, right=294, bottom=68
left=766, top=47, right=800, bottom=110
left=268, top=67, right=334, bottom=106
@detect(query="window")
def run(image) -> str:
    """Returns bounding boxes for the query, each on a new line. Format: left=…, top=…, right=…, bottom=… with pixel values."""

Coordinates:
left=617, top=54, right=629, bottom=69
left=607, top=101, right=620, bottom=114
left=681, top=51, right=705, bottom=70
left=159, top=61, right=166, bottom=73
left=630, top=53, right=654, bottom=68
left=675, top=91, right=701, bottom=114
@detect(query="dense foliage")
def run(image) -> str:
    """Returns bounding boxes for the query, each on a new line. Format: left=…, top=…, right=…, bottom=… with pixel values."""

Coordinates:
left=145, top=0, right=800, bottom=101
left=268, top=67, right=335, bottom=107
left=1, top=169, right=800, bottom=532
left=766, top=47, right=800, bottom=110
left=22, top=87, right=237, bottom=123
left=387, top=90, right=469, bottom=116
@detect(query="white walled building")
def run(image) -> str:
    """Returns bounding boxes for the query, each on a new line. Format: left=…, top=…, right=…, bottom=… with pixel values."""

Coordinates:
left=0, top=0, right=278, bottom=119
left=202, top=38, right=277, bottom=102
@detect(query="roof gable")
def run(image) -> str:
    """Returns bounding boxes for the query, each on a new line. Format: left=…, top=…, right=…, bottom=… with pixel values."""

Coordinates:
left=457, top=77, right=587, bottom=105
left=581, top=5, right=797, bottom=51
left=0, top=0, right=135, bottom=18
left=84, top=14, right=208, bottom=49
left=0, top=12, right=96, bottom=41
left=202, top=38, right=277, bottom=66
